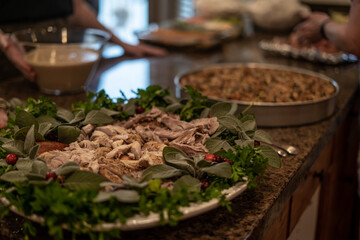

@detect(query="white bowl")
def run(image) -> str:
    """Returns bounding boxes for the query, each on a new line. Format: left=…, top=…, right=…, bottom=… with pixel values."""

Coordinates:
left=13, top=27, right=110, bottom=95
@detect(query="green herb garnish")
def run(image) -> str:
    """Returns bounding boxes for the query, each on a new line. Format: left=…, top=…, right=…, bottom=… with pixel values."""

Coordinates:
left=20, top=96, right=57, bottom=118
left=0, top=86, right=281, bottom=240
left=134, top=85, right=171, bottom=111
left=72, top=90, right=122, bottom=114
left=179, top=86, right=211, bottom=121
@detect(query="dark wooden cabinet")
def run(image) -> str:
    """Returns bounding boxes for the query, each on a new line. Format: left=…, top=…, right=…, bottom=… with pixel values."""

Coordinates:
left=263, top=102, right=359, bottom=240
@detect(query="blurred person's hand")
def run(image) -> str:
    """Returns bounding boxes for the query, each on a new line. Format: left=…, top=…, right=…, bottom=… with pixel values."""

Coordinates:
left=292, top=12, right=330, bottom=45
left=120, top=42, right=167, bottom=57
left=0, top=109, right=8, bottom=129
left=0, top=30, right=36, bottom=81
left=68, top=0, right=168, bottom=58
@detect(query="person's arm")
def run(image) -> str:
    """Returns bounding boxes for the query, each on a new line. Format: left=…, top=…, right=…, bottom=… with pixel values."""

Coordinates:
left=323, top=0, right=360, bottom=57
left=67, top=0, right=167, bottom=57
left=0, top=29, right=36, bottom=81
left=293, top=0, right=360, bottom=57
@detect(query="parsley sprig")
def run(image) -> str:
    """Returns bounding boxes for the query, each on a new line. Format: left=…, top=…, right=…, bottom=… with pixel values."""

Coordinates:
left=179, top=86, right=211, bottom=121
left=72, top=90, right=123, bottom=114
left=134, top=85, right=171, bottom=111
left=20, top=96, right=57, bottom=118
left=224, top=146, right=268, bottom=189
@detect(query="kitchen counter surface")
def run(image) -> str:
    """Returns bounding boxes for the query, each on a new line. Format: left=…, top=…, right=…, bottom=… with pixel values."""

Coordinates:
left=0, top=33, right=359, bottom=240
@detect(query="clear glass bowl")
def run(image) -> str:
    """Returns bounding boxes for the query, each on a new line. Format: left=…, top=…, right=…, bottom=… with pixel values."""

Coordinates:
left=12, top=26, right=110, bottom=95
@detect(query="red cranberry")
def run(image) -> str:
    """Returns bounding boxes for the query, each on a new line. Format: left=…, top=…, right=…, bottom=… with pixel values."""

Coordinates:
left=224, top=159, right=232, bottom=164
left=135, top=106, right=145, bottom=114
left=5, top=154, right=18, bottom=165
left=254, top=141, right=260, bottom=146
left=201, top=179, right=210, bottom=190
left=215, top=155, right=224, bottom=163
left=204, top=154, right=216, bottom=162
left=45, top=172, right=57, bottom=180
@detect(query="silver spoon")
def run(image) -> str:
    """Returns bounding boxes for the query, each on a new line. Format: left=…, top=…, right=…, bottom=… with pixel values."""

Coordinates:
left=267, top=144, right=288, bottom=157
left=275, top=148, right=288, bottom=157
left=272, top=143, right=298, bottom=155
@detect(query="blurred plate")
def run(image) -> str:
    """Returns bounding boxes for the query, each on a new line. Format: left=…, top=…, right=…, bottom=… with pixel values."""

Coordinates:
left=259, top=39, right=358, bottom=65
left=136, top=18, right=242, bottom=49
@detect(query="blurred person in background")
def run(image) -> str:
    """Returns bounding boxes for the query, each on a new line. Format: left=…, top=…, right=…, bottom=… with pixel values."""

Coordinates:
left=291, top=0, right=360, bottom=57
left=0, top=0, right=167, bottom=81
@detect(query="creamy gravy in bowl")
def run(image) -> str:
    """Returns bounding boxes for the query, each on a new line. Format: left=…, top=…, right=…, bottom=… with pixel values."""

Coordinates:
left=25, top=47, right=100, bottom=95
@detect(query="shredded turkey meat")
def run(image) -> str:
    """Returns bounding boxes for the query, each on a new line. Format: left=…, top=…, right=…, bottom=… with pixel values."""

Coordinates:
left=39, top=107, right=219, bottom=183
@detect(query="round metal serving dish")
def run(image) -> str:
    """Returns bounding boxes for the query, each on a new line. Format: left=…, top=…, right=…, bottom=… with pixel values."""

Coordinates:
left=174, top=63, right=339, bottom=127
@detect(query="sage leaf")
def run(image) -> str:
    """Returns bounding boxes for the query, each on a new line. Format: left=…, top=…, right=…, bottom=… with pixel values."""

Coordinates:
left=94, top=190, right=140, bottom=203
left=240, top=120, right=256, bottom=135
left=200, top=108, right=210, bottom=118
left=163, top=95, right=179, bottom=104
left=2, top=140, right=25, bottom=157
left=163, top=147, right=188, bottom=160
left=100, top=182, right=125, bottom=188
left=196, top=159, right=213, bottom=169
left=69, top=111, right=85, bottom=124
left=29, top=145, right=39, bottom=159
left=55, top=164, right=80, bottom=176
left=122, top=175, right=148, bottom=189
left=210, top=102, right=238, bottom=118
left=100, top=107, right=119, bottom=117
left=38, top=122, right=52, bottom=136
left=165, top=102, right=183, bottom=113
left=63, top=170, right=106, bottom=190
left=57, top=108, right=75, bottom=123
left=25, top=173, right=46, bottom=181
left=123, top=99, right=136, bottom=115
left=194, top=155, right=205, bottom=166
left=163, top=147, right=195, bottom=174
left=14, top=127, right=45, bottom=142
left=235, top=140, right=254, bottom=148
left=211, top=126, right=226, bottom=138
left=82, top=110, right=113, bottom=126
left=0, top=159, right=8, bottom=167
left=173, top=175, right=201, bottom=194
left=0, top=171, right=28, bottom=183
left=0, top=137, right=12, bottom=144
left=205, top=138, right=233, bottom=153
left=29, top=180, right=51, bottom=186
left=31, top=160, right=49, bottom=176
left=217, top=115, right=242, bottom=133
left=37, top=115, right=60, bottom=128
left=15, top=158, right=33, bottom=172
left=142, top=164, right=183, bottom=180
left=8, top=98, right=23, bottom=109
left=238, top=129, right=252, bottom=141
left=24, top=125, right=36, bottom=154
left=57, top=126, right=81, bottom=144
left=13, top=126, right=31, bottom=140
left=259, top=145, right=281, bottom=168
left=15, top=110, right=37, bottom=128
left=254, top=130, right=273, bottom=145
left=201, top=162, right=232, bottom=178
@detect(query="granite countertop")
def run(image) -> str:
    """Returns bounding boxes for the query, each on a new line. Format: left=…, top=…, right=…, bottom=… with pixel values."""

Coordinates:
left=0, top=33, right=359, bottom=240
